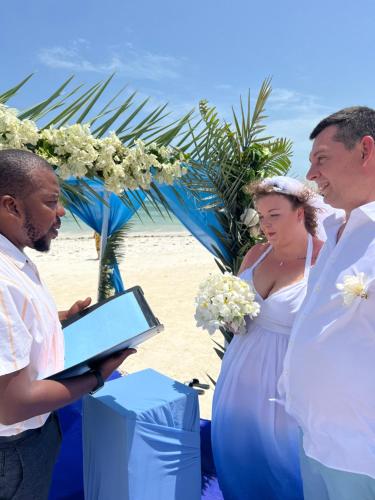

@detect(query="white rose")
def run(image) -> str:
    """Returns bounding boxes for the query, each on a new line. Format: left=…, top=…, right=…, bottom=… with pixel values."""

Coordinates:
left=240, top=208, right=259, bottom=227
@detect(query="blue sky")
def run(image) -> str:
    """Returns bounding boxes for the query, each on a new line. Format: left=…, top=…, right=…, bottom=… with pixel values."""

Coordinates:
left=1, top=0, right=375, bottom=178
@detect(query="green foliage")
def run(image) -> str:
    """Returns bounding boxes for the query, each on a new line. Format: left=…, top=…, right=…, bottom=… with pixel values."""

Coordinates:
left=180, top=78, right=293, bottom=275
left=97, top=221, right=133, bottom=301
left=178, top=79, right=293, bottom=355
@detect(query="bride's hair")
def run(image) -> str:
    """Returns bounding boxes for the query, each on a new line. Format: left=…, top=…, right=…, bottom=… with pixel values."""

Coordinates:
left=245, top=180, right=319, bottom=236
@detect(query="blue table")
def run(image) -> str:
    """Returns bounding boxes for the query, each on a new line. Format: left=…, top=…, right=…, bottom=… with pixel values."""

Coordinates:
left=83, top=369, right=201, bottom=500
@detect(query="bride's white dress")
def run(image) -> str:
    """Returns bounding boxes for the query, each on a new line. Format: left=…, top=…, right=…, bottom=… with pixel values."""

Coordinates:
left=212, top=236, right=313, bottom=500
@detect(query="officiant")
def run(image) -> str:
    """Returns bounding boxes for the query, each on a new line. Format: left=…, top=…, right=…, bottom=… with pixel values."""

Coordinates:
left=0, top=149, right=136, bottom=500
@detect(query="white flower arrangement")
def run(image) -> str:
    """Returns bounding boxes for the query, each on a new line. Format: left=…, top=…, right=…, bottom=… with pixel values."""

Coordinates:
left=240, top=207, right=259, bottom=228
left=195, top=272, right=260, bottom=335
left=0, top=105, right=39, bottom=149
left=336, top=272, right=369, bottom=306
left=0, top=104, right=187, bottom=194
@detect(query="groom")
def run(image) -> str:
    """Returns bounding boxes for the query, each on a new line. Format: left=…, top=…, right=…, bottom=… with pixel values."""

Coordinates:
left=279, top=107, right=375, bottom=499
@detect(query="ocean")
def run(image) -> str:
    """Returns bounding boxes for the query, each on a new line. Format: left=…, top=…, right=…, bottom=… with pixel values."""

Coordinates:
left=60, top=201, right=185, bottom=237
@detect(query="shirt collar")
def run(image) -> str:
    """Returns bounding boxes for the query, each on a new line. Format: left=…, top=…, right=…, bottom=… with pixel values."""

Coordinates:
left=323, top=211, right=345, bottom=242
left=323, top=200, right=375, bottom=243
left=351, top=200, right=375, bottom=222
left=0, top=233, right=30, bottom=270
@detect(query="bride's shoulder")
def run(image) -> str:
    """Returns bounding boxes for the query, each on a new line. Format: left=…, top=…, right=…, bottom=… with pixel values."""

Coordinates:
left=238, top=242, right=270, bottom=275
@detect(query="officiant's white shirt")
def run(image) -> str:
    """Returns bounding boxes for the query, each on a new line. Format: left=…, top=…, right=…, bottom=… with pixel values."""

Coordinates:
left=0, top=234, right=64, bottom=436
left=279, top=201, right=375, bottom=479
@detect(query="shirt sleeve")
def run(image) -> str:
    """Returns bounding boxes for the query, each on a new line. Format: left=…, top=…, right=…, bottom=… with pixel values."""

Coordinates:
left=0, top=284, right=33, bottom=376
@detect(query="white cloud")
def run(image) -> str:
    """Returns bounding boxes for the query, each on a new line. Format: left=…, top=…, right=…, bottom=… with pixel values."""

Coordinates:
left=269, top=88, right=298, bottom=104
left=215, top=83, right=233, bottom=90
left=38, top=43, right=183, bottom=81
left=268, top=87, right=329, bottom=115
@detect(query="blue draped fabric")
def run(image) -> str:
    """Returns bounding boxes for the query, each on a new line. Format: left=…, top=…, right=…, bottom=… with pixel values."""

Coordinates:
left=63, top=179, right=146, bottom=292
left=155, top=181, right=231, bottom=264
left=64, top=177, right=230, bottom=293
left=83, top=369, right=201, bottom=500
left=49, top=176, right=227, bottom=500
left=49, top=372, right=121, bottom=500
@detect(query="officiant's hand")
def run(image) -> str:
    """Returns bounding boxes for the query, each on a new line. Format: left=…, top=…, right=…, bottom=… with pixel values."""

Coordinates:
left=59, top=297, right=92, bottom=322
left=98, top=349, right=137, bottom=380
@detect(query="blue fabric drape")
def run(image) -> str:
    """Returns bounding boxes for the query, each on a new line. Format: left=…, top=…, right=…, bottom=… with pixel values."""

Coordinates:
left=63, top=179, right=146, bottom=292
left=50, top=177, right=228, bottom=500
left=154, top=181, right=231, bottom=263
left=64, top=177, right=230, bottom=293
left=83, top=369, right=201, bottom=500
left=49, top=371, right=121, bottom=500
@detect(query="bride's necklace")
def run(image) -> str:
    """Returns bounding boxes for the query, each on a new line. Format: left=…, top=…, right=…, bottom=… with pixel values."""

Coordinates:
left=278, top=257, right=306, bottom=267
left=272, top=250, right=306, bottom=267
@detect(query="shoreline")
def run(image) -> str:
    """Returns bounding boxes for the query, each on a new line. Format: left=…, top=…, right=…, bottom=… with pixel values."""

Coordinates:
left=58, top=230, right=191, bottom=240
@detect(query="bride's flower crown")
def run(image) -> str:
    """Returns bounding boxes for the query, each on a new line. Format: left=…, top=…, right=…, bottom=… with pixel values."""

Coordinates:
left=259, top=176, right=308, bottom=198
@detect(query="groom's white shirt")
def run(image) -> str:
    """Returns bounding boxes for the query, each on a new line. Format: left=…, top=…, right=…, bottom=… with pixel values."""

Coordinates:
left=278, top=200, right=375, bottom=479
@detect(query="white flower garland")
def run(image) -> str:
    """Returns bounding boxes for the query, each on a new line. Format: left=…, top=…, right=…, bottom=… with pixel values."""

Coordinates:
left=0, top=104, right=186, bottom=194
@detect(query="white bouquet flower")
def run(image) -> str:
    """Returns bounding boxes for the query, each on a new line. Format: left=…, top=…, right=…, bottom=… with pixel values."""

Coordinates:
left=195, top=273, right=260, bottom=335
left=336, top=272, right=369, bottom=306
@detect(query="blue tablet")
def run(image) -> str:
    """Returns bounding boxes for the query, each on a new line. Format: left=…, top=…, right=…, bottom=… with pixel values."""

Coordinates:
left=47, top=286, right=163, bottom=381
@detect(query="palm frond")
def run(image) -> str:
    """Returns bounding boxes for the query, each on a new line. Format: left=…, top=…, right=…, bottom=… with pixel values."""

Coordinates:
left=98, top=220, right=133, bottom=301
left=0, top=74, right=33, bottom=104
left=178, top=77, right=292, bottom=275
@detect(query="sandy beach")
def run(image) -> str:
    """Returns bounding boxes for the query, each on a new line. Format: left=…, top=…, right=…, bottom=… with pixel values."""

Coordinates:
left=28, top=231, right=223, bottom=419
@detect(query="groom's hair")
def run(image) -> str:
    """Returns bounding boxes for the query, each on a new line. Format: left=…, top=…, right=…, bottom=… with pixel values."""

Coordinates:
left=310, top=106, right=375, bottom=150
left=0, top=149, right=53, bottom=198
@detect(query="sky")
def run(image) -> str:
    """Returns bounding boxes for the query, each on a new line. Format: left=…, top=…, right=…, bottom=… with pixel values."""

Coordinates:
left=1, top=0, right=375, bottom=178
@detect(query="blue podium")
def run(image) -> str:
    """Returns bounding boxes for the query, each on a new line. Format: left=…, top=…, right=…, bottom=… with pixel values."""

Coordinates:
left=83, top=369, right=201, bottom=500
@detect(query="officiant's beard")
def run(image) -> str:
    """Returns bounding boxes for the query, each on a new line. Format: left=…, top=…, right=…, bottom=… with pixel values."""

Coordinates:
left=23, top=215, right=58, bottom=252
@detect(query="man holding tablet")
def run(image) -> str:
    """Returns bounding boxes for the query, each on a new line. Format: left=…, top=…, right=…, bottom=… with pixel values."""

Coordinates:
left=0, top=149, right=136, bottom=500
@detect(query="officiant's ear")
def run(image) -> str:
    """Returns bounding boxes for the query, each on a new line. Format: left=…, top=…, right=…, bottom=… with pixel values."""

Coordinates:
left=0, top=194, right=22, bottom=219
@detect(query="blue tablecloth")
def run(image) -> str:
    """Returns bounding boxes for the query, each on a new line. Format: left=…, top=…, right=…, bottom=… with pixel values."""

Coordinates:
left=83, top=369, right=201, bottom=500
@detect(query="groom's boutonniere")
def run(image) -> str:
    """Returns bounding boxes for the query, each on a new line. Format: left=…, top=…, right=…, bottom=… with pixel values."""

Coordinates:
left=336, top=272, right=369, bottom=306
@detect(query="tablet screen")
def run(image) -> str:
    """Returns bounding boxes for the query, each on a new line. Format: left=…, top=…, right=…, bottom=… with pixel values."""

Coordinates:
left=63, top=288, right=157, bottom=370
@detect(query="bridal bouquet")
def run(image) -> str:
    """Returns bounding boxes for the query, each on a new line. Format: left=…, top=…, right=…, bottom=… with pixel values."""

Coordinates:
left=195, top=273, right=260, bottom=335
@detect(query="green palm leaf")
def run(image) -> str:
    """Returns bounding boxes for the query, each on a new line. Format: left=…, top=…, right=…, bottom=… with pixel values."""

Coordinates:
left=178, top=78, right=292, bottom=274
left=98, top=220, right=133, bottom=301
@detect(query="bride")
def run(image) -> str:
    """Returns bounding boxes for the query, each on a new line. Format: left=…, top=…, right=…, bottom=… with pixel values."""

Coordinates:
left=212, top=176, right=326, bottom=500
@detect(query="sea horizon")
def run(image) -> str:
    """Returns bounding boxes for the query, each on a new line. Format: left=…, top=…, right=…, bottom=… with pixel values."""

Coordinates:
left=61, top=202, right=186, bottom=238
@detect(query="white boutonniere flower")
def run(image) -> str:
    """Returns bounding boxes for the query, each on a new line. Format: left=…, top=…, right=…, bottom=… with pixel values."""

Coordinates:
left=336, top=272, right=369, bottom=306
